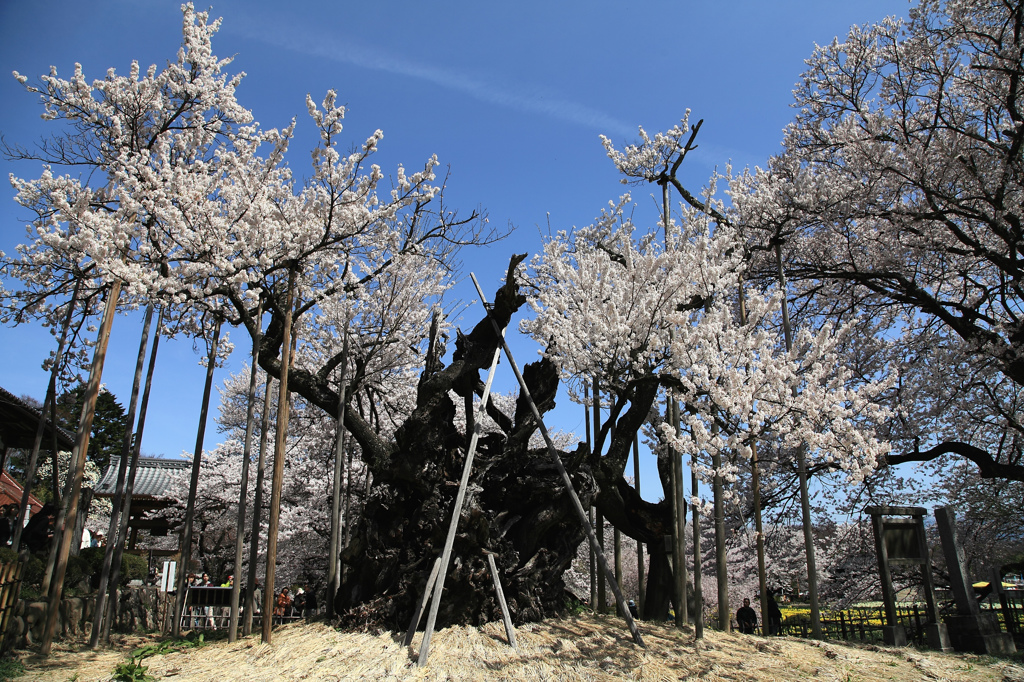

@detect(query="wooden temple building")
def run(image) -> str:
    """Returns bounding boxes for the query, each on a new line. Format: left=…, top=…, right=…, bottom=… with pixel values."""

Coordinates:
left=94, top=456, right=189, bottom=549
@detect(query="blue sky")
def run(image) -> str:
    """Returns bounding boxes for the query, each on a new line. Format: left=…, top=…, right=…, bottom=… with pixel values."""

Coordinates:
left=0, top=0, right=911, bottom=501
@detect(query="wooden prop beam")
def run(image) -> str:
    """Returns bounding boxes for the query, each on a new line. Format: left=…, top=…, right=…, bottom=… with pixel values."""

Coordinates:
left=470, top=274, right=645, bottom=648
left=416, top=322, right=505, bottom=666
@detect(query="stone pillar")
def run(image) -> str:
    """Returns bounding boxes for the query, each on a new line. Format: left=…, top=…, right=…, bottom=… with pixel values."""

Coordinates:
left=934, top=506, right=1015, bottom=655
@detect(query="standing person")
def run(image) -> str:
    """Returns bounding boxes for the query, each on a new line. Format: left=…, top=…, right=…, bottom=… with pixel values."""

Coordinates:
left=21, top=503, right=55, bottom=554
left=0, top=505, right=14, bottom=547
left=200, top=573, right=217, bottom=630
left=293, top=587, right=306, bottom=618
left=252, top=577, right=262, bottom=629
left=275, top=586, right=292, bottom=624
left=736, top=597, right=758, bottom=635
left=766, top=590, right=783, bottom=636
left=304, top=588, right=318, bottom=619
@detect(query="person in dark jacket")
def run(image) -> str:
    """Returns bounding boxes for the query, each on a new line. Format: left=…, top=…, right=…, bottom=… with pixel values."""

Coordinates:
left=21, top=503, right=55, bottom=554
left=766, top=590, right=783, bottom=635
left=736, top=598, right=758, bottom=634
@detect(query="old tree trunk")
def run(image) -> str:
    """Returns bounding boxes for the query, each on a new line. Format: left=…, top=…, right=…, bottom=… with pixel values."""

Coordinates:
left=253, top=256, right=677, bottom=629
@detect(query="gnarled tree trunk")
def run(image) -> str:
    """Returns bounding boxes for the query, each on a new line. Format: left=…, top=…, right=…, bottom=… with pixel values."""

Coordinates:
left=256, top=256, right=678, bottom=630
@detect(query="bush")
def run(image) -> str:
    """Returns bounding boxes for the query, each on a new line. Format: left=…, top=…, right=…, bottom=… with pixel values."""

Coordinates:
left=64, top=554, right=88, bottom=589
left=21, top=556, right=43, bottom=587
left=121, top=553, right=147, bottom=585
left=0, top=548, right=18, bottom=566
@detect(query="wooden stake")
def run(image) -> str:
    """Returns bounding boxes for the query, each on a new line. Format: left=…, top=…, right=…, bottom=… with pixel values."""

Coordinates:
left=486, top=553, right=517, bottom=649
left=90, top=303, right=155, bottom=647
left=404, top=558, right=442, bottom=647
left=243, top=376, right=274, bottom=637
left=262, top=264, right=297, bottom=645
left=470, top=274, right=644, bottom=648
left=229, top=299, right=263, bottom=642
left=173, top=318, right=223, bottom=637
left=103, top=308, right=163, bottom=643
left=327, top=319, right=351, bottom=618
left=775, top=242, right=822, bottom=638
left=14, top=276, right=82, bottom=551
left=737, top=283, right=769, bottom=634
left=691, top=464, right=704, bottom=639
left=584, top=384, right=597, bottom=611
left=592, top=379, right=607, bottom=614
left=417, top=324, right=505, bottom=666
left=40, top=279, right=121, bottom=656
left=633, top=436, right=645, bottom=616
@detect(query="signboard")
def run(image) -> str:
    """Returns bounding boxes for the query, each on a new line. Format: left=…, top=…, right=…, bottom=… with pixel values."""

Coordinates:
left=161, top=560, right=176, bottom=593
left=883, top=522, right=923, bottom=561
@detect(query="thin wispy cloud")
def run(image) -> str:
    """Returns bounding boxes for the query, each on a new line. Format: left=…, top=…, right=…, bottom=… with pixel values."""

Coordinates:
left=233, top=20, right=636, bottom=140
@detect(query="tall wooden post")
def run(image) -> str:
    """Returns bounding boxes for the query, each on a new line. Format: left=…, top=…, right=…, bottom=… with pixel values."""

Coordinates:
left=712, top=444, right=729, bottom=631
left=737, top=283, right=769, bottom=631
left=416, top=325, right=505, bottom=666
left=327, top=320, right=351, bottom=618
left=243, top=377, right=274, bottom=637
left=91, top=304, right=155, bottom=647
left=661, top=179, right=688, bottom=628
left=229, top=300, right=263, bottom=642
left=775, top=242, right=822, bottom=638
left=584, top=385, right=597, bottom=611
left=14, top=276, right=81, bottom=551
left=471, top=274, right=644, bottom=647
left=670, top=398, right=688, bottom=626
left=103, top=308, right=163, bottom=643
left=593, top=379, right=607, bottom=614
left=262, top=264, right=297, bottom=644
left=40, top=279, right=121, bottom=656
left=632, top=436, right=645, bottom=616
left=173, top=318, right=223, bottom=637
left=691, top=464, right=704, bottom=638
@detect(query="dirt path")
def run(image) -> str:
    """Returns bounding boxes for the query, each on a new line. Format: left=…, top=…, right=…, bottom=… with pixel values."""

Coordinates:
left=12, top=616, right=1024, bottom=681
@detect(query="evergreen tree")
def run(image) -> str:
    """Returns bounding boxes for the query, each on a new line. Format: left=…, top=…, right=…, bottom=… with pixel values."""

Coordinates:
left=56, top=386, right=127, bottom=475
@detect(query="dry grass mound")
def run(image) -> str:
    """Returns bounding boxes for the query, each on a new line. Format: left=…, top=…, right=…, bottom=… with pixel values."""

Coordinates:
left=15, top=614, right=1024, bottom=681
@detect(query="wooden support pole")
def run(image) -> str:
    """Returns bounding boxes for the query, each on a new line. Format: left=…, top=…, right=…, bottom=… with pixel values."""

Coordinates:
left=328, top=319, right=351, bottom=618
left=593, top=379, right=607, bottom=614
left=404, top=558, right=442, bottom=647
left=585, top=384, right=597, bottom=612
left=229, top=300, right=263, bottom=642
left=671, top=398, right=688, bottom=627
left=632, top=436, right=645, bottom=617
left=712, top=445, right=729, bottom=632
left=103, top=308, right=163, bottom=644
left=90, top=303, right=155, bottom=647
left=173, top=318, right=223, bottom=637
left=14, top=276, right=81, bottom=551
left=691, top=464, right=704, bottom=639
left=486, top=552, right=517, bottom=650
left=737, top=283, right=769, bottom=634
left=40, top=279, right=121, bottom=656
left=470, top=274, right=644, bottom=648
left=262, top=265, right=298, bottom=645
left=417, top=326, right=505, bottom=666
left=243, top=376, right=274, bottom=637
left=775, top=242, right=822, bottom=638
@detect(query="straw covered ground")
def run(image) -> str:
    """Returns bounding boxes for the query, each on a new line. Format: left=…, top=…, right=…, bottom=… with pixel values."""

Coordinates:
left=12, top=614, right=1024, bottom=681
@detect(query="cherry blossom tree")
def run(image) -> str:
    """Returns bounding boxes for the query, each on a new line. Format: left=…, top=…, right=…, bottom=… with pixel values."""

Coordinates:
left=518, top=119, right=892, bottom=620
left=731, top=0, right=1024, bottom=482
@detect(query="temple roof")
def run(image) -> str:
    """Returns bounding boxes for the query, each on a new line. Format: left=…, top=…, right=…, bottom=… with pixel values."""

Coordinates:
left=0, top=386, right=75, bottom=452
left=95, top=456, right=189, bottom=500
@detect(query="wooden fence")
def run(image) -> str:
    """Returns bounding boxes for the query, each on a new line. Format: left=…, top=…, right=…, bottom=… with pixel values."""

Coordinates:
left=0, top=559, right=25, bottom=652
left=782, top=589, right=1024, bottom=645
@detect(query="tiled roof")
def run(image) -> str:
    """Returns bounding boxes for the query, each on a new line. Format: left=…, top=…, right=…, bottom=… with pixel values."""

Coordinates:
left=95, top=456, right=189, bottom=499
left=0, top=386, right=75, bottom=451
left=0, top=472, right=43, bottom=514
